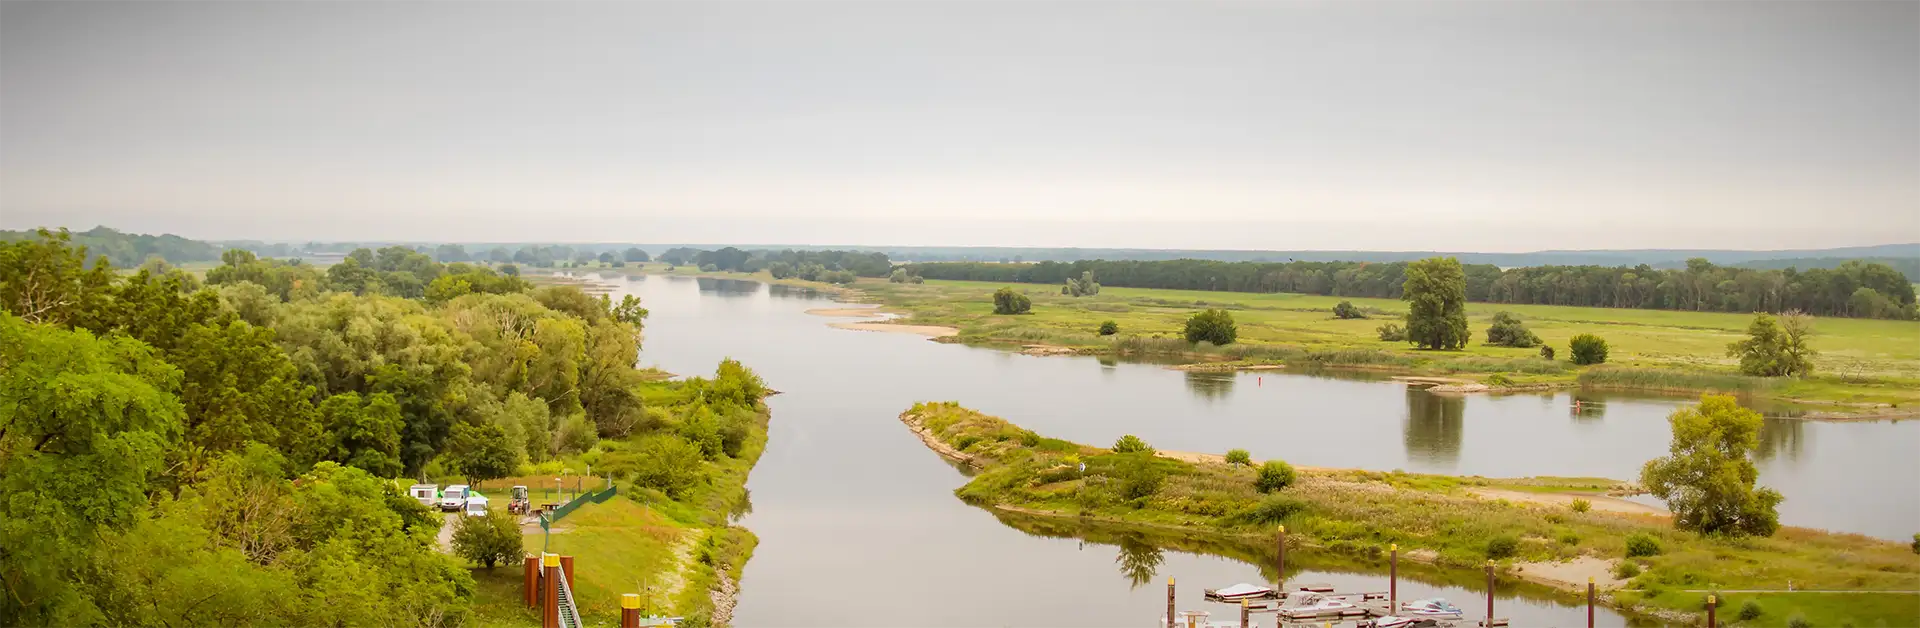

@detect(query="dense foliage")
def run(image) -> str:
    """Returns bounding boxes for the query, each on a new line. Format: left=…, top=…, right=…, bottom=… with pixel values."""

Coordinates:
left=1640, top=395, right=1783, bottom=537
left=992, top=288, right=1032, bottom=315
left=1403, top=257, right=1470, bottom=350
left=1062, top=271, right=1100, bottom=297
left=1483, top=312, right=1541, bottom=348
left=1569, top=334, right=1610, bottom=365
left=1098, top=320, right=1119, bottom=336
left=1, top=226, right=221, bottom=267
left=904, top=257, right=1917, bottom=320
left=1332, top=300, right=1366, bottom=319
left=1183, top=309, right=1238, bottom=345
left=1727, top=312, right=1816, bottom=377
left=1254, top=460, right=1296, bottom=493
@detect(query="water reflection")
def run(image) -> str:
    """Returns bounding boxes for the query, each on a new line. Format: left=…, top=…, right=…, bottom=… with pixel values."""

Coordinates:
left=1570, top=393, right=1608, bottom=421
left=694, top=276, right=769, bottom=296
left=1403, top=390, right=1464, bottom=466
left=1115, top=535, right=1166, bottom=589
left=1184, top=371, right=1236, bottom=402
left=1756, top=418, right=1805, bottom=462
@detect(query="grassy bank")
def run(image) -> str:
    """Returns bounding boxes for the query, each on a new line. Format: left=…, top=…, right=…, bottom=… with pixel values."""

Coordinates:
left=901, top=401, right=1920, bottom=627
left=858, top=279, right=1920, bottom=409
left=469, top=368, right=771, bottom=627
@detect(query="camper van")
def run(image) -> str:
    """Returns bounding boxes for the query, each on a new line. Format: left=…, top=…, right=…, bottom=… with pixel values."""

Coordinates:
left=463, top=494, right=490, bottom=517
left=439, top=485, right=469, bottom=512
left=409, top=484, right=438, bottom=507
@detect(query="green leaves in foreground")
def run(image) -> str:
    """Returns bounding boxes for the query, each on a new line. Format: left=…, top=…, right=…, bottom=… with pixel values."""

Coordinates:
left=1639, top=395, right=1782, bottom=537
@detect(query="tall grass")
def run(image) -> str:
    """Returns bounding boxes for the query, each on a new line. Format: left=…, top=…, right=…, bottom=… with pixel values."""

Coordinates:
left=1436, top=356, right=1568, bottom=374
left=1577, top=366, right=1775, bottom=393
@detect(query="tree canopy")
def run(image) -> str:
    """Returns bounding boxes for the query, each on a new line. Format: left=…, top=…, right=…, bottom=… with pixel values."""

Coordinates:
left=1403, top=257, right=1470, bottom=350
left=1727, top=312, right=1816, bottom=377
left=1640, top=395, right=1783, bottom=537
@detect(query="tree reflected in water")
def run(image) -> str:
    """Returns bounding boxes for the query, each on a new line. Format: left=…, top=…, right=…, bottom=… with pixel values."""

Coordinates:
left=1756, top=417, right=1805, bottom=462
left=1184, top=371, right=1235, bottom=403
left=1403, top=389, right=1464, bottom=466
left=1115, top=534, right=1165, bottom=589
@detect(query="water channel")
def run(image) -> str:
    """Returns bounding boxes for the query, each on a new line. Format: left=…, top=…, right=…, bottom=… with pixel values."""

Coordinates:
left=597, top=273, right=1917, bottom=627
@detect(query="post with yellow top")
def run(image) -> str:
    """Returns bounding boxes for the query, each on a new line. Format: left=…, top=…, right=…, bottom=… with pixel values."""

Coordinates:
left=1165, top=577, right=1175, bottom=628
left=1586, top=576, right=1595, bottom=628
left=542, top=553, right=561, bottom=628
left=620, top=593, right=641, bottom=628
left=1706, top=594, right=1717, bottom=628
left=1275, top=525, right=1287, bottom=591
left=1239, top=599, right=1249, bottom=628
left=1389, top=543, right=1398, bottom=609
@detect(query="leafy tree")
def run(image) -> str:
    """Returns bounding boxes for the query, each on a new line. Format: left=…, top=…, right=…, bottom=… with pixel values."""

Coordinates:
left=1255, top=460, right=1296, bottom=493
left=1111, top=454, right=1166, bottom=500
left=1569, top=333, right=1609, bottom=365
left=451, top=510, right=524, bottom=569
left=552, top=413, right=599, bottom=456
left=1403, top=257, right=1470, bottom=350
left=498, top=392, right=553, bottom=464
left=1332, top=301, right=1366, bottom=319
left=1639, top=395, right=1784, bottom=537
left=1183, top=309, right=1237, bottom=345
left=623, top=247, right=650, bottom=263
left=1111, top=434, right=1154, bottom=454
left=433, top=244, right=469, bottom=263
left=1063, top=271, right=1100, bottom=297
left=1484, top=311, right=1541, bottom=347
left=992, top=288, right=1032, bottom=314
left=611, top=434, right=707, bottom=499
left=1486, top=536, right=1519, bottom=559
left=216, top=281, right=281, bottom=327
left=1098, top=320, right=1119, bottom=336
left=1539, top=345, right=1556, bottom=360
left=821, top=270, right=858, bottom=284
left=447, top=422, right=518, bottom=485
left=1224, top=449, right=1251, bottom=465
left=889, top=268, right=924, bottom=284
left=1376, top=322, right=1407, bottom=342
left=0, top=314, right=184, bottom=625
left=172, top=321, right=321, bottom=459
left=597, top=251, right=616, bottom=265
left=768, top=262, right=794, bottom=279
left=316, top=392, right=405, bottom=477
left=1727, top=312, right=1815, bottom=377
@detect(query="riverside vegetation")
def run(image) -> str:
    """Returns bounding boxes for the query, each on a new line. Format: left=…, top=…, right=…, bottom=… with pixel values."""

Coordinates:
left=0, top=229, right=768, bottom=627
left=899, top=401, right=1920, bottom=627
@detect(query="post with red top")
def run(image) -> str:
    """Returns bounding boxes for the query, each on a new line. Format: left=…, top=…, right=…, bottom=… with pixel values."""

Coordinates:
left=620, top=593, right=640, bottom=628
left=1165, top=577, right=1175, bottom=628
left=1586, top=576, right=1595, bottom=628
left=1389, top=543, right=1399, bottom=610
left=524, top=555, right=538, bottom=607
left=1706, top=595, right=1717, bottom=628
left=542, top=553, right=560, bottom=628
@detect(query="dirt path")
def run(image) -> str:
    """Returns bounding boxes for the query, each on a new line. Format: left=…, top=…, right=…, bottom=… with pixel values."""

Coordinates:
left=827, top=321, right=958, bottom=337
left=1466, top=487, right=1667, bottom=516
left=652, top=530, right=699, bottom=609
left=1514, top=556, right=1629, bottom=590
left=436, top=513, right=457, bottom=553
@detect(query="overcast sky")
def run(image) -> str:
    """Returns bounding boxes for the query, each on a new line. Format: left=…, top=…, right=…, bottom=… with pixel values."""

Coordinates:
left=2, top=1, right=1915, bottom=251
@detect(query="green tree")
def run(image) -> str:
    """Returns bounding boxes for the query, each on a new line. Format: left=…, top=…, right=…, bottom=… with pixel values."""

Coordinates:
left=1255, top=460, right=1296, bottom=493
left=1484, top=312, right=1541, bottom=347
left=1098, top=320, right=1119, bottom=336
left=0, top=228, right=116, bottom=326
left=317, top=392, right=405, bottom=477
left=1540, top=345, right=1556, bottom=360
left=451, top=510, right=524, bottom=569
left=768, top=261, right=794, bottom=279
left=1063, top=271, right=1100, bottom=297
left=553, top=413, right=599, bottom=456
left=623, top=247, right=650, bottom=263
left=1639, top=395, right=1783, bottom=537
left=172, top=320, right=321, bottom=459
left=992, top=287, right=1032, bottom=314
left=1376, top=322, right=1407, bottom=342
left=1727, top=312, right=1815, bottom=377
left=1183, top=309, right=1237, bottom=345
left=1569, top=333, right=1609, bottom=365
left=1403, top=257, right=1470, bottom=350
left=1332, top=301, right=1366, bottom=319
left=1111, top=434, right=1154, bottom=454
left=447, top=422, right=518, bottom=485
left=611, top=434, right=707, bottom=499
left=1224, top=448, right=1251, bottom=465
left=0, top=314, right=184, bottom=625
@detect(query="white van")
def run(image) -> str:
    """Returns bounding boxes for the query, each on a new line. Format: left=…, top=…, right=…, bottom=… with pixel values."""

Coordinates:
left=464, top=494, right=490, bottom=517
left=409, top=484, right=438, bottom=507
left=439, top=485, right=469, bottom=512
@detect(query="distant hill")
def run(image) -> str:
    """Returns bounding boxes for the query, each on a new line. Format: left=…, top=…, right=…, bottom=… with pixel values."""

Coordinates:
left=0, top=226, right=223, bottom=268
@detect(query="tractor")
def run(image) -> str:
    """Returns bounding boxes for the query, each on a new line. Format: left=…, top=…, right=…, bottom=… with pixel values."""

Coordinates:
left=508, top=485, right=531, bottom=515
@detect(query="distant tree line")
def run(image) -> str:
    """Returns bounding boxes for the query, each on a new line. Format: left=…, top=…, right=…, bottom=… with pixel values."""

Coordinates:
left=907, top=258, right=1917, bottom=320
left=658, top=247, right=894, bottom=278
left=1, top=226, right=221, bottom=267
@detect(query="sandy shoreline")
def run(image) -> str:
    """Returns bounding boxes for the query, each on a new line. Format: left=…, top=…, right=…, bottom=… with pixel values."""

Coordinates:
left=805, top=307, right=885, bottom=317
left=828, top=321, right=959, bottom=337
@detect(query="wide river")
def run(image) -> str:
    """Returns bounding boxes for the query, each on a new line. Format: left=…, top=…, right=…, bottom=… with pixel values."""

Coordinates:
left=600, top=274, right=1916, bottom=627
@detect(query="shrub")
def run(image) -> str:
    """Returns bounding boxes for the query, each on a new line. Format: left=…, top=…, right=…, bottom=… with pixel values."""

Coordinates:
left=1376, top=323, right=1407, bottom=342
left=1485, top=536, right=1519, bottom=560
left=610, top=434, right=706, bottom=499
left=1786, top=613, right=1810, bottom=628
left=821, top=270, right=857, bottom=284
left=452, top=510, right=524, bottom=569
left=699, top=263, right=718, bottom=272
left=1113, top=454, right=1165, bottom=500
left=1570, top=498, right=1591, bottom=513
left=1612, top=561, right=1640, bottom=579
left=954, top=435, right=981, bottom=451
left=1485, top=373, right=1514, bottom=387
left=1738, top=600, right=1764, bottom=621
left=1098, top=320, right=1119, bottom=336
left=1570, top=334, right=1609, bottom=365
left=1540, top=345, right=1556, bottom=360
left=1254, top=460, right=1296, bottom=493
left=1625, top=533, right=1662, bottom=557
left=1235, top=495, right=1309, bottom=525
left=1333, top=301, right=1367, bottom=320
left=1912, top=533, right=1919, bottom=554
left=1224, top=448, right=1252, bottom=466
left=992, top=288, right=1032, bottom=315
left=1558, top=531, right=1580, bottom=546
left=1111, top=434, right=1154, bottom=454
left=1485, top=312, right=1542, bottom=348
left=1184, top=309, right=1238, bottom=345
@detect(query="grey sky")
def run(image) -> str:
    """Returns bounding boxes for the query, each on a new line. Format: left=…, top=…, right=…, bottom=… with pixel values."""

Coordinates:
left=2, top=1, right=1915, bottom=251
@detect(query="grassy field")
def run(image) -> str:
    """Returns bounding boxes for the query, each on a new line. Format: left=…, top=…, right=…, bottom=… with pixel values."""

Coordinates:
left=902, top=401, right=1920, bottom=627
left=855, top=278, right=1920, bottom=407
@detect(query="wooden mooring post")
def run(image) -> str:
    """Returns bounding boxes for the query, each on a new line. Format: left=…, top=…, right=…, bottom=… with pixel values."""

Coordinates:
left=620, top=593, right=640, bottom=628
left=1166, top=577, right=1175, bottom=628
left=1706, top=594, right=1717, bottom=628
left=1275, top=525, right=1286, bottom=591
left=1389, top=543, right=1398, bottom=610
left=524, top=555, right=538, bottom=607
left=1239, top=599, right=1249, bottom=628
left=542, top=553, right=560, bottom=628
left=1587, top=577, right=1595, bottom=628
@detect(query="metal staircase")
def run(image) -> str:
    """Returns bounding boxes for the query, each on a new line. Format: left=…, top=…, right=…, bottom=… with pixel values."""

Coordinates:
left=555, top=565, right=584, bottom=628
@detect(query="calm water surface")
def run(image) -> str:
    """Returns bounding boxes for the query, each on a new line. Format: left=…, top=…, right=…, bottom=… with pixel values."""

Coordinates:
left=602, top=274, right=1916, bottom=627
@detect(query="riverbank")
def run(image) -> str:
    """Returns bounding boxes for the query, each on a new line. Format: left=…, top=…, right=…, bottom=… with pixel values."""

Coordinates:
left=854, top=278, right=1920, bottom=416
left=898, top=401, right=1920, bottom=627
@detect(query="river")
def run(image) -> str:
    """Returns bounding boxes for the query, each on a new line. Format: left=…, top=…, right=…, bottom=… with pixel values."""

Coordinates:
left=597, top=273, right=1916, bottom=627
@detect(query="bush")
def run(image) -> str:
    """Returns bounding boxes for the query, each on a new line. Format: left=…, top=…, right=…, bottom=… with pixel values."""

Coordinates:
left=1912, top=533, right=1919, bottom=554
left=1485, top=373, right=1513, bottom=387
left=1235, top=495, right=1309, bottom=525
left=611, top=435, right=706, bottom=499
left=1184, top=309, right=1237, bottom=345
left=1625, top=533, right=1662, bottom=557
left=1486, top=536, right=1519, bottom=560
left=1224, top=448, right=1251, bottom=466
left=1558, top=531, right=1580, bottom=546
left=1113, top=454, right=1166, bottom=500
left=821, top=270, right=857, bottom=284
left=1098, top=320, right=1119, bottom=336
left=699, top=263, right=718, bottom=272
left=1333, top=301, right=1367, bottom=320
left=992, top=288, right=1032, bottom=315
left=1254, top=460, right=1296, bottom=493
left=1786, top=613, right=1810, bottom=628
left=1540, top=345, right=1556, bottom=360
left=1485, top=312, right=1541, bottom=348
left=1738, top=600, right=1764, bottom=621
left=1570, top=334, right=1609, bottom=365
left=1377, top=323, right=1407, bottom=342
left=1612, top=561, right=1640, bottom=579
left=1570, top=498, right=1591, bottom=513
left=451, top=510, right=524, bottom=569
left=1111, top=434, right=1154, bottom=454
